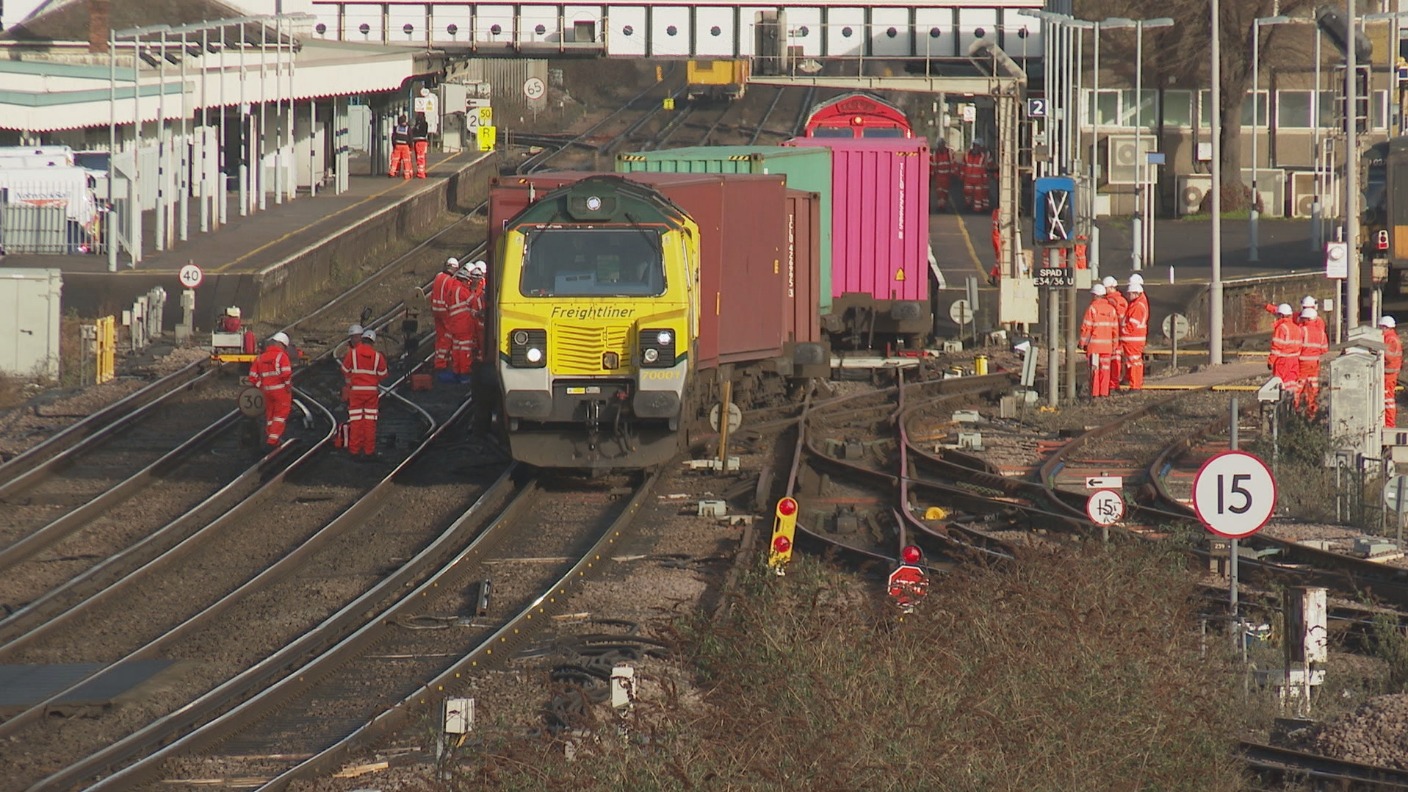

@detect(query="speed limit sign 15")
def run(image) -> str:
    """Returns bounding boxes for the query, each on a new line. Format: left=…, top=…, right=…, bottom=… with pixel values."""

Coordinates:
left=1191, top=450, right=1277, bottom=538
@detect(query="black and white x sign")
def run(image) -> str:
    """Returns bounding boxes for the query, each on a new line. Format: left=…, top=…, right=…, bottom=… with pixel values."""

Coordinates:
left=1045, top=190, right=1070, bottom=242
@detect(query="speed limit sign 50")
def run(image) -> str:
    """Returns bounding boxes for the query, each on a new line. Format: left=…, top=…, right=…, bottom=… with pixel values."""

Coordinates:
left=1191, top=450, right=1277, bottom=538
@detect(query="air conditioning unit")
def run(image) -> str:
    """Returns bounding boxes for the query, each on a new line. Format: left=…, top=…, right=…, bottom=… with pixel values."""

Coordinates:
left=1107, top=135, right=1156, bottom=185
left=1291, top=171, right=1337, bottom=218
left=1178, top=174, right=1212, bottom=216
left=1239, top=168, right=1287, bottom=217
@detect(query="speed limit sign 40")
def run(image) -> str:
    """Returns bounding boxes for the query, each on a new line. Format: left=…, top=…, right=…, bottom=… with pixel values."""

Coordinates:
left=1192, top=450, right=1277, bottom=538
left=179, top=264, right=204, bottom=289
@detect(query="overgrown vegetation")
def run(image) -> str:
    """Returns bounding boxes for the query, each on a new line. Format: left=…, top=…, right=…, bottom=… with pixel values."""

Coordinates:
left=1249, top=409, right=1382, bottom=531
left=455, top=545, right=1248, bottom=791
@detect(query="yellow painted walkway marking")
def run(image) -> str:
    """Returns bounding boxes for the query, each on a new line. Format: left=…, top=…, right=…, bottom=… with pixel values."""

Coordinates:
left=202, top=149, right=467, bottom=273
left=948, top=205, right=988, bottom=278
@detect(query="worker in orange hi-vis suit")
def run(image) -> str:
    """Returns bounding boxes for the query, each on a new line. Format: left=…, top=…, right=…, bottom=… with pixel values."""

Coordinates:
left=1296, top=307, right=1329, bottom=418
left=931, top=139, right=955, bottom=211
left=388, top=113, right=412, bottom=180
left=1384, top=315, right=1403, bottom=428
left=1079, top=283, right=1120, bottom=398
left=1265, top=303, right=1302, bottom=399
left=428, top=256, right=460, bottom=372
left=962, top=138, right=991, bottom=213
left=340, top=328, right=389, bottom=460
left=247, top=332, right=294, bottom=449
left=1120, top=279, right=1150, bottom=390
left=1101, top=276, right=1128, bottom=388
left=411, top=112, right=430, bottom=179
left=988, top=208, right=1002, bottom=283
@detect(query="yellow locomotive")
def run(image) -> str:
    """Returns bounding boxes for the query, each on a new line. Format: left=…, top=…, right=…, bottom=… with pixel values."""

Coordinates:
left=492, top=176, right=700, bottom=469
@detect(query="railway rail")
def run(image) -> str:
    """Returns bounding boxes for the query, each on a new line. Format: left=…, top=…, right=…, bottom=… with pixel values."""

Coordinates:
left=0, top=76, right=819, bottom=791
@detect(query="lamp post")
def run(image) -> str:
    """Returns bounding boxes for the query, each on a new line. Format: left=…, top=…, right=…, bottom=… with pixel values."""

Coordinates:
left=1249, top=15, right=1291, bottom=264
left=1103, top=17, right=1174, bottom=272
left=1210, top=0, right=1223, bottom=365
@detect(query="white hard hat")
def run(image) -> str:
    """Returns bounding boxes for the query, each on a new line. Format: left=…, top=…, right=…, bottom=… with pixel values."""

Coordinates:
left=1102, top=276, right=1118, bottom=288
left=1382, top=315, right=1398, bottom=328
left=1091, top=283, right=1107, bottom=296
left=454, top=266, right=471, bottom=280
left=1301, top=308, right=1318, bottom=320
left=1301, top=296, right=1317, bottom=308
left=469, top=260, right=487, bottom=276
left=270, top=331, right=290, bottom=346
left=1128, top=273, right=1144, bottom=286
left=1127, top=282, right=1144, bottom=294
left=226, top=306, right=241, bottom=318
left=362, top=329, right=376, bottom=342
left=1277, top=303, right=1293, bottom=316
left=348, top=323, right=364, bottom=336
left=972, top=137, right=984, bottom=147
left=445, top=256, right=460, bottom=271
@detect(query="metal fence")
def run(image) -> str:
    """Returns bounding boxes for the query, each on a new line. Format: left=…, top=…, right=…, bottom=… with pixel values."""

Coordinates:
left=0, top=204, right=107, bottom=255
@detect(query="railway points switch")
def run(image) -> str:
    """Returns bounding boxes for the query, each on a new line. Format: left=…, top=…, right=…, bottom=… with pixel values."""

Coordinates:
left=957, top=432, right=984, bottom=451
left=952, top=410, right=981, bottom=424
left=697, top=500, right=727, bottom=519
left=941, top=340, right=963, bottom=353
left=685, top=457, right=740, bottom=472
left=1353, top=537, right=1404, bottom=561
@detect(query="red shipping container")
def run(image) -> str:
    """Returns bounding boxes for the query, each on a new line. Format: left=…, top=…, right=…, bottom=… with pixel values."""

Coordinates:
left=488, top=172, right=801, bottom=371
left=784, top=137, right=931, bottom=305
left=785, top=189, right=823, bottom=350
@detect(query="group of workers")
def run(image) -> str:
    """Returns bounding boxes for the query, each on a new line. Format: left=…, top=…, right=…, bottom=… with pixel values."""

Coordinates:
left=1266, top=299, right=1331, bottom=419
left=1077, top=274, right=1150, bottom=397
left=428, top=256, right=487, bottom=383
left=1268, top=298, right=1403, bottom=426
left=931, top=138, right=994, bottom=213
left=241, top=254, right=487, bottom=460
left=388, top=111, right=431, bottom=180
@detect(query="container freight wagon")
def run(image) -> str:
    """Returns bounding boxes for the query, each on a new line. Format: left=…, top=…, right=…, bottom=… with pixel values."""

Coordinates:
left=488, top=172, right=825, bottom=470
left=802, top=92, right=913, bottom=139
left=785, top=137, right=933, bottom=343
left=685, top=60, right=750, bottom=101
left=615, top=145, right=834, bottom=316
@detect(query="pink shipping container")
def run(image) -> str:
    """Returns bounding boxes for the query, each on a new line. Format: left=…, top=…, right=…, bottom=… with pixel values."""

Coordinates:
left=785, top=137, right=932, bottom=337
left=488, top=172, right=825, bottom=374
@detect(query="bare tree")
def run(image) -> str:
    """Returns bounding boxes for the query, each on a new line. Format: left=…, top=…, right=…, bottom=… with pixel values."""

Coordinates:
left=1076, top=0, right=1315, bottom=210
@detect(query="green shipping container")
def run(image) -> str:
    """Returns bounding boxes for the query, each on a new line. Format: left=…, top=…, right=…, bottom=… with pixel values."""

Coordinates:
left=616, top=146, right=833, bottom=313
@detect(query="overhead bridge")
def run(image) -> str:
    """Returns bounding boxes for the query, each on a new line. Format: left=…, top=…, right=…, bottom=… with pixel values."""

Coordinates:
left=307, top=1, right=1045, bottom=61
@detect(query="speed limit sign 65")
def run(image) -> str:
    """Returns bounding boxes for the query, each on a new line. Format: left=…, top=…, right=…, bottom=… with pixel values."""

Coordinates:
left=1192, top=450, right=1277, bottom=538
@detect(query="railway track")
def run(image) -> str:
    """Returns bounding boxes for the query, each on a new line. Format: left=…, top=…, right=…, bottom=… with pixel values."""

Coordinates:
left=0, top=73, right=819, bottom=792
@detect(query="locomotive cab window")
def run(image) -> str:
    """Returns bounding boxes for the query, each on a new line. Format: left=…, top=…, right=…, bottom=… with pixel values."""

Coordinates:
left=521, top=228, right=665, bottom=297
left=862, top=128, right=905, bottom=138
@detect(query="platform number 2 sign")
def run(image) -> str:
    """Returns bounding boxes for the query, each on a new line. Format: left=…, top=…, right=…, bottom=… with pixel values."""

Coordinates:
left=1027, top=98, right=1047, bottom=118
left=1192, top=451, right=1277, bottom=539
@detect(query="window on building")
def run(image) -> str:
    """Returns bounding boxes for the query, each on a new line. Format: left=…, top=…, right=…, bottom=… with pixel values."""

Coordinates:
left=1278, top=90, right=1313, bottom=129
left=1239, top=90, right=1269, bottom=127
left=1118, top=89, right=1157, bottom=129
left=1086, top=89, right=1120, bottom=126
left=1372, top=90, right=1389, bottom=130
left=1162, top=90, right=1193, bottom=128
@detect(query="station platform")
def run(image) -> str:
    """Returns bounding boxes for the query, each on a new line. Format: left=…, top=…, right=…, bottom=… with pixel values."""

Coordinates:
left=0, top=150, right=499, bottom=325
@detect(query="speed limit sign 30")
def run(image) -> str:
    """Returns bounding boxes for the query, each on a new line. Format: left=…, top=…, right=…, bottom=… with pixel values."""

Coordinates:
left=1191, top=451, right=1277, bottom=538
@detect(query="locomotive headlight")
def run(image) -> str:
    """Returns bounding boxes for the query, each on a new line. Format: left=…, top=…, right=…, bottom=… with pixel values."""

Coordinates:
left=656, top=330, right=672, bottom=346
left=512, top=330, right=529, bottom=346
left=526, top=347, right=543, bottom=363
left=643, top=348, right=659, bottom=363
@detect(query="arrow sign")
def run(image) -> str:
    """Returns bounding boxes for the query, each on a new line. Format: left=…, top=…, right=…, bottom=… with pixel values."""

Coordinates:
left=1085, top=475, right=1123, bottom=490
